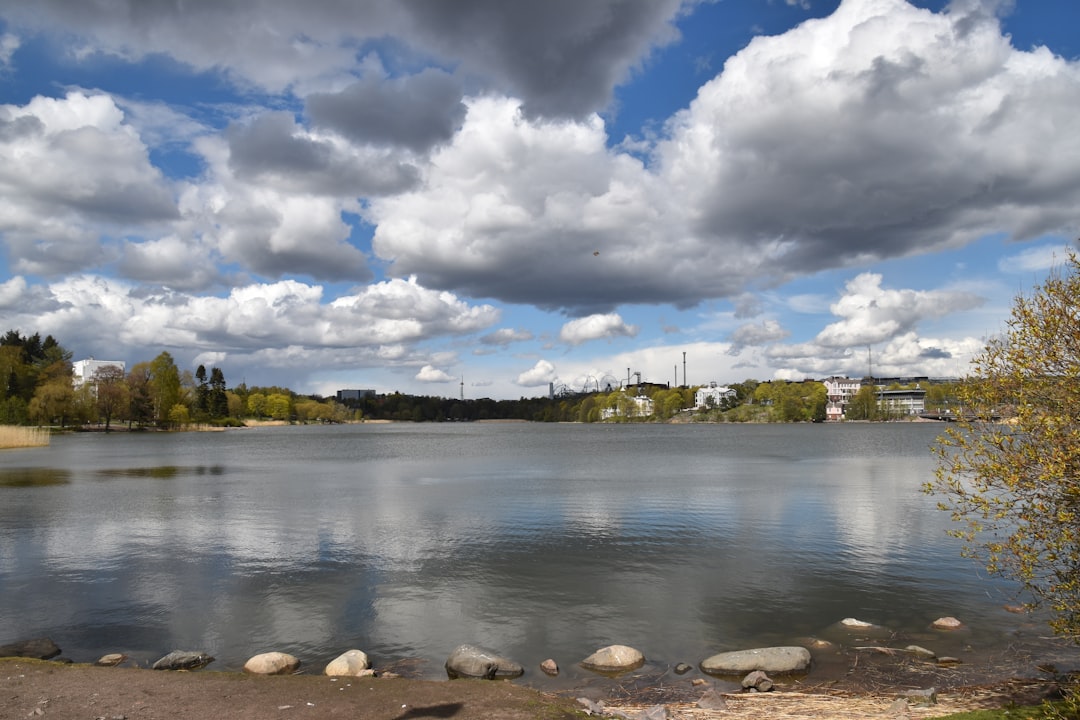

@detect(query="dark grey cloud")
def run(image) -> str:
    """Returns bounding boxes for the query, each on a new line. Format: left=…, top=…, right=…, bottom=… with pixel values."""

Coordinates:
left=2, top=0, right=688, bottom=118
left=398, top=0, right=685, bottom=118
left=306, top=69, right=466, bottom=152
left=226, top=112, right=420, bottom=197
left=212, top=196, right=373, bottom=283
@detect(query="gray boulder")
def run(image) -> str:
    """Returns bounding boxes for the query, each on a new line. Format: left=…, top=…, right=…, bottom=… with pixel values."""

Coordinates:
left=445, top=644, right=523, bottom=680
left=152, top=650, right=215, bottom=671
left=0, top=638, right=61, bottom=660
left=580, top=644, right=645, bottom=673
left=701, top=646, right=811, bottom=676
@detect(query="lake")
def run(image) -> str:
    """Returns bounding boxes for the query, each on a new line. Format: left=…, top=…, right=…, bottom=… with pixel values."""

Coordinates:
left=0, top=422, right=1074, bottom=688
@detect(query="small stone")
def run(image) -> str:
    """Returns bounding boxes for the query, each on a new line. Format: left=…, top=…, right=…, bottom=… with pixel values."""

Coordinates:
left=673, top=662, right=692, bottom=675
left=932, top=616, right=963, bottom=630
left=887, top=698, right=910, bottom=716
left=903, top=687, right=938, bottom=705
left=691, top=678, right=708, bottom=687
left=639, top=705, right=668, bottom=720
left=243, top=652, right=301, bottom=675
left=697, top=688, right=728, bottom=710
left=905, top=645, right=936, bottom=659
left=95, top=653, right=127, bottom=667
left=540, top=658, right=559, bottom=676
left=937, top=656, right=962, bottom=666
left=840, top=617, right=874, bottom=628
left=1004, top=604, right=1027, bottom=614
left=576, top=697, right=606, bottom=714
left=741, top=670, right=774, bottom=692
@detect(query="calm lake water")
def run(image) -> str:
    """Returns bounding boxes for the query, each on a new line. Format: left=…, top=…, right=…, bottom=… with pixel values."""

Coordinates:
left=0, top=422, right=1075, bottom=687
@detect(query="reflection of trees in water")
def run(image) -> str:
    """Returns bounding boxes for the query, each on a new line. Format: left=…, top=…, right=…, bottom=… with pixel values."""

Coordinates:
left=0, top=468, right=71, bottom=486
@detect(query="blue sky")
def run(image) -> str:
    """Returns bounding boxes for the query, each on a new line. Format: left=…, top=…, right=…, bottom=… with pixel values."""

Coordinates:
left=0, top=0, right=1077, bottom=400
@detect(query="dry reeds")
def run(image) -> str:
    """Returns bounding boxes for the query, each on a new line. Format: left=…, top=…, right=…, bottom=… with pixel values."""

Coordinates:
left=0, top=425, right=50, bottom=449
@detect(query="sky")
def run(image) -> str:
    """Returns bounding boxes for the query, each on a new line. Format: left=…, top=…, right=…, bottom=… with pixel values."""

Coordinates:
left=0, top=0, right=1077, bottom=400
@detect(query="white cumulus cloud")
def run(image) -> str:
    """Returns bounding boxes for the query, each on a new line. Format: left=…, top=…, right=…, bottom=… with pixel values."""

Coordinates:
left=516, top=359, right=557, bottom=387
left=416, top=365, right=455, bottom=383
left=559, top=313, right=638, bottom=345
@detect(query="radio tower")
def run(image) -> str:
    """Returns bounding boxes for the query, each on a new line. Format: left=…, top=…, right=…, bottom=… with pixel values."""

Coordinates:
left=460, top=376, right=464, bottom=401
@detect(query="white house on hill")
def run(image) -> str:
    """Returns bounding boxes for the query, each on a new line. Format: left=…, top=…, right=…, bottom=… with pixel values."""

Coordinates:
left=72, top=358, right=126, bottom=387
left=695, top=382, right=736, bottom=409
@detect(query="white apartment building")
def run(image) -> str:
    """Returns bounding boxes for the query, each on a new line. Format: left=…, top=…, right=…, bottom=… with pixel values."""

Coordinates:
left=877, top=387, right=927, bottom=417
left=72, top=358, right=126, bottom=387
left=695, top=381, right=736, bottom=409
left=823, top=376, right=861, bottom=421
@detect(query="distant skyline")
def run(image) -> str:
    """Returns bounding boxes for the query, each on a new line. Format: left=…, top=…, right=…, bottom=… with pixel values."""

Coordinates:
left=0, top=0, right=1077, bottom=399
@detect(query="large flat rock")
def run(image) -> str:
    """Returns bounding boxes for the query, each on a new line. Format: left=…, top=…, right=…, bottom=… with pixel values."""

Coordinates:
left=701, top=646, right=811, bottom=676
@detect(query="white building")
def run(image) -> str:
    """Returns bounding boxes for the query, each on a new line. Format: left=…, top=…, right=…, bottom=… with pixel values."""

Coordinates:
left=877, top=387, right=927, bottom=417
left=823, top=376, right=861, bottom=421
left=695, top=382, right=736, bottom=409
left=72, top=358, right=126, bottom=387
left=600, top=393, right=655, bottom=419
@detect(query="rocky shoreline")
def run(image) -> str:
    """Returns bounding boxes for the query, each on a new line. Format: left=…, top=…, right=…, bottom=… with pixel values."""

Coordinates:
left=2, top=613, right=1073, bottom=719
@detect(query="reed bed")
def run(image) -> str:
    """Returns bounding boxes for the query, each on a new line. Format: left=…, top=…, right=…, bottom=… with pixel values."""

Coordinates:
left=0, top=425, right=50, bottom=449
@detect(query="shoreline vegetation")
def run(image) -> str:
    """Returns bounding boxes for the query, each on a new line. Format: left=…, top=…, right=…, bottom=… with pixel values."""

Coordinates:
left=0, top=425, right=49, bottom=449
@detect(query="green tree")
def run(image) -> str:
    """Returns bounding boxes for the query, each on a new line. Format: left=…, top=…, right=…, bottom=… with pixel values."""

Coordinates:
left=928, top=254, right=1080, bottom=644
left=266, top=393, right=292, bottom=420
left=149, top=352, right=181, bottom=426
left=247, top=392, right=267, bottom=418
left=845, top=385, right=880, bottom=421
left=226, top=391, right=244, bottom=418
left=194, top=364, right=209, bottom=418
left=168, top=403, right=191, bottom=427
left=29, top=377, right=75, bottom=427
left=209, top=367, right=228, bottom=418
left=93, top=364, right=129, bottom=431
left=126, top=362, right=155, bottom=427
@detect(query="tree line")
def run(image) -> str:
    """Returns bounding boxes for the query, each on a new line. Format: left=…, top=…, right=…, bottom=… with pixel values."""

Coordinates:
left=0, top=331, right=358, bottom=430
left=1, top=328, right=961, bottom=429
